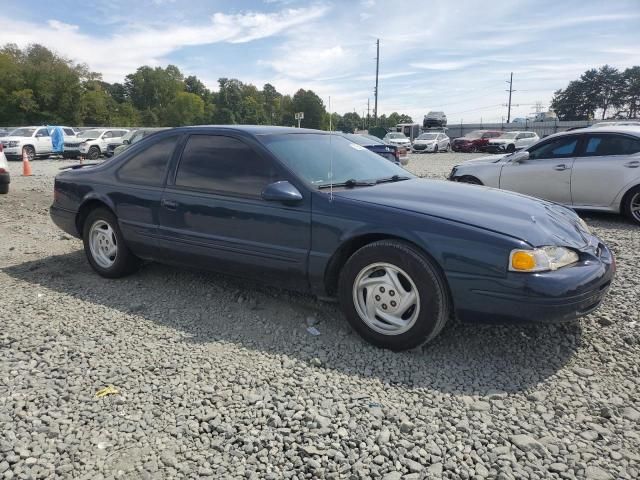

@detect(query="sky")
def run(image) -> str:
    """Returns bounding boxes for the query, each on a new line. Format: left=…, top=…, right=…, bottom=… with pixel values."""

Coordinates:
left=1, top=0, right=639, bottom=123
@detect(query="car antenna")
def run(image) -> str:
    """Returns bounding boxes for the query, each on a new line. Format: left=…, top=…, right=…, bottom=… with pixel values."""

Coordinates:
left=328, top=95, right=334, bottom=202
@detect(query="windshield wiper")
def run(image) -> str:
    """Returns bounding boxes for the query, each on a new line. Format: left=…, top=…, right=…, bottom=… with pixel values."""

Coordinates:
left=374, top=175, right=411, bottom=184
left=317, top=178, right=376, bottom=189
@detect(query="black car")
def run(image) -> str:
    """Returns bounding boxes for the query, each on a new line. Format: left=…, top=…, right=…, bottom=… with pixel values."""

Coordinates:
left=341, top=133, right=402, bottom=164
left=50, top=126, right=614, bottom=351
left=423, top=111, right=447, bottom=128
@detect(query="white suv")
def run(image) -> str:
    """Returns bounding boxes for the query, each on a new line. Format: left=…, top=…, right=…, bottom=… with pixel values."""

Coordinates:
left=74, top=129, right=129, bottom=160
left=484, top=131, right=539, bottom=153
left=0, top=126, right=79, bottom=161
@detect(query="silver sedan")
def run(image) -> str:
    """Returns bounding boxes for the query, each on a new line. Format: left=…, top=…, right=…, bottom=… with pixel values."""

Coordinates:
left=449, top=126, right=640, bottom=225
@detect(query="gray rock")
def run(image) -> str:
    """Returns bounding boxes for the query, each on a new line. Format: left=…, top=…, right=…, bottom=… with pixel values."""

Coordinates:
left=470, top=401, right=491, bottom=412
left=585, top=466, right=613, bottom=480
left=572, top=367, right=595, bottom=377
left=509, top=435, right=546, bottom=454
left=550, top=463, right=568, bottom=472
left=381, top=472, right=402, bottom=480
left=622, top=407, right=640, bottom=421
left=399, top=421, right=414, bottom=433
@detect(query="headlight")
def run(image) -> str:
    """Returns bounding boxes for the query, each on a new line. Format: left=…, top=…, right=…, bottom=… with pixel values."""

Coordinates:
left=509, top=246, right=579, bottom=272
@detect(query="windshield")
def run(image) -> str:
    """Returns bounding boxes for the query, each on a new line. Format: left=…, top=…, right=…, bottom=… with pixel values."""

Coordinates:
left=499, top=132, right=518, bottom=139
left=79, top=129, right=104, bottom=139
left=386, top=133, right=406, bottom=139
left=262, top=134, right=413, bottom=187
left=344, top=134, right=384, bottom=146
left=9, top=127, right=36, bottom=137
left=417, top=133, right=438, bottom=140
left=464, top=130, right=484, bottom=139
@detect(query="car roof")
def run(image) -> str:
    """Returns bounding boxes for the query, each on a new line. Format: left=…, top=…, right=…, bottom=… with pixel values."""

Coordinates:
left=171, top=125, right=326, bottom=136
left=546, top=125, right=640, bottom=139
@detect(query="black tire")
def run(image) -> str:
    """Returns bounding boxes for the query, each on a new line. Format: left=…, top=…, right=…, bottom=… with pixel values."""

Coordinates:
left=623, top=186, right=640, bottom=226
left=82, top=208, right=140, bottom=278
left=0, top=183, right=8, bottom=194
left=446, top=143, right=450, bottom=152
left=506, top=144, right=516, bottom=153
left=23, top=145, right=35, bottom=161
left=434, top=145, right=439, bottom=153
left=338, top=240, right=450, bottom=351
left=87, top=146, right=101, bottom=160
left=471, top=145, right=479, bottom=153
left=457, top=175, right=483, bottom=185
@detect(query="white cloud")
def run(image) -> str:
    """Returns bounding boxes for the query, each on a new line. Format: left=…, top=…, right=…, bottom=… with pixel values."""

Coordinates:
left=0, top=5, right=329, bottom=81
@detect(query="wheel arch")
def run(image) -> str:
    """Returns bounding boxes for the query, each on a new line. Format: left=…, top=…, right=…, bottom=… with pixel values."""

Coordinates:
left=75, top=197, right=116, bottom=236
left=620, top=183, right=640, bottom=216
left=323, top=233, right=454, bottom=311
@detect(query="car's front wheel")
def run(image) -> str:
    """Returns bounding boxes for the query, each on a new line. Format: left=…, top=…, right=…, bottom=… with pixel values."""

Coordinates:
left=23, top=145, right=35, bottom=161
left=82, top=208, right=140, bottom=278
left=506, top=144, right=516, bottom=153
left=624, top=186, right=640, bottom=226
left=433, top=145, right=439, bottom=153
left=338, top=240, right=450, bottom=351
left=87, top=146, right=101, bottom=160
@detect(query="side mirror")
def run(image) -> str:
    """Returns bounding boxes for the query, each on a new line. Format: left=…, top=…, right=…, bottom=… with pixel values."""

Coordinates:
left=36, top=133, right=45, bottom=138
left=510, top=151, right=530, bottom=163
left=123, top=139, right=130, bottom=145
left=262, top=181, right=303, bottom=203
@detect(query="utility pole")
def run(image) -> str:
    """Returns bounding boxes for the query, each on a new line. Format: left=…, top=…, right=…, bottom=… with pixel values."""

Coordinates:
left=505, top=72, right=515, bottom=123
left=367, top=98, right=370, bottom=128
left=374, top=39, right=379, bottom=125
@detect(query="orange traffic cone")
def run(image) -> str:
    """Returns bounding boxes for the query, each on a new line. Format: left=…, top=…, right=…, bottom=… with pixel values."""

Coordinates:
left=22, top=150, right=32, bottom=176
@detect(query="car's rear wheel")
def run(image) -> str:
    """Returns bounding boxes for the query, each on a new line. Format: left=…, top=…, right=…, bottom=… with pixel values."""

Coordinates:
left=23, top=145, right=35, bottom=161
left=445, top=143, right=450, bottom=152
left=624, top=186, right=640, bottom=226
left=338, top=240, right=450, bottom=351
left=87, top=146, right=101, bottom=160
left=82, top=208, right=140, bottom=278
left=457, top=175, right=483, bottom=185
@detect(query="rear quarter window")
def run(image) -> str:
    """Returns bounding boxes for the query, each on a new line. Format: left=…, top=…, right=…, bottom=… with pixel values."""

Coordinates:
left=117, top=135, right=180, bottom=186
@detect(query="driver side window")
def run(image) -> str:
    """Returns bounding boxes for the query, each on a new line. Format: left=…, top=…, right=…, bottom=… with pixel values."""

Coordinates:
left=529, top=136, right=579, bottom=160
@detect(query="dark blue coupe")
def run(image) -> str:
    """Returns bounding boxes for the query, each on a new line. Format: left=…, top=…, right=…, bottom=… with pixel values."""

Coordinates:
left=50, top=126, right=615, bottom=351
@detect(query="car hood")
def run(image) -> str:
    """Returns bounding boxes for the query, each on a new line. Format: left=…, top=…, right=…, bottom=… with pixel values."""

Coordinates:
left=488, top=138, right=512, bottom=144
left=0, top=136, right=28, bottom=142
left=387, top=138, right=410, bottom=143
left=333, top=179, right=589, bottom=248
left=461, top=154, right=510, bottom=165
left=414, top=140, right=436, bottom=144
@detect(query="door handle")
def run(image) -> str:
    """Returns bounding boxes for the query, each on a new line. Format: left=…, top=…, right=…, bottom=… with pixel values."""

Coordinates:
left=624, top=161, right=640, bottom=168
left=554, top=164, right=570, bottom=171
left=161, top=199, right=178, bottom=210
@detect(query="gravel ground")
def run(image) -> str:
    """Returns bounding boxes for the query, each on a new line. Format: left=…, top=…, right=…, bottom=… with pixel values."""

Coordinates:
left=1, top=154, right=639, bottom=480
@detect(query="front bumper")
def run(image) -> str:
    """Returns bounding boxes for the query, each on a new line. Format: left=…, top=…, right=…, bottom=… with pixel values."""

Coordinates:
left=450, top=240, right=615, bottom=324
left=3, top=147, right=22, bottom=160
left=452, top=142, right=472, bottom=152
left=412, top=144, right=436, bottom=153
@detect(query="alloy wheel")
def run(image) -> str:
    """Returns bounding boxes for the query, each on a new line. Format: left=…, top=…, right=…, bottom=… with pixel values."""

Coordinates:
left=352, top=262, right=420, bottom=336
left=89, top=220, right=118, bottom=268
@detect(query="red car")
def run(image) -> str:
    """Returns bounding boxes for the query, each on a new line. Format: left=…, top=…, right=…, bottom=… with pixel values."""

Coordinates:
left=451, top=130, right=502, bottom=153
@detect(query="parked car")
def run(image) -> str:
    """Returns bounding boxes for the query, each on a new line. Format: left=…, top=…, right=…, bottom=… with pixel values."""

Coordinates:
left=483, top=131, right=540, bottom=153
left=449, top=126, right=640, bottom=225
left=411, top=132, right=450, bottom=153
left=423, top=111, right=447, bottom=128
left=341, top=133, right=406, bottom=165
left=451, top=130, right=502, bottom=152
left=0, top=126, right=77, bottom=161
left=383, top=132, right=411, bottom=149
left=0, top=143, right=10, bottom=194
left=511, top=118, right=527, bottom=124
left=65, top=128, right=129, bottom=160
left=50, top=126, right=614, bottom=351
left=106, top=128, right=167, bottom=157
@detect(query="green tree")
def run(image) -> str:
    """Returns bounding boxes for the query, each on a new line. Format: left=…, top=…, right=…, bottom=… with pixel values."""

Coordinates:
left=292, top=89, right=325, bottom=129
left=164, top=92, right=205, bottom=126
left=622, top=66, right=640, bottom=118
